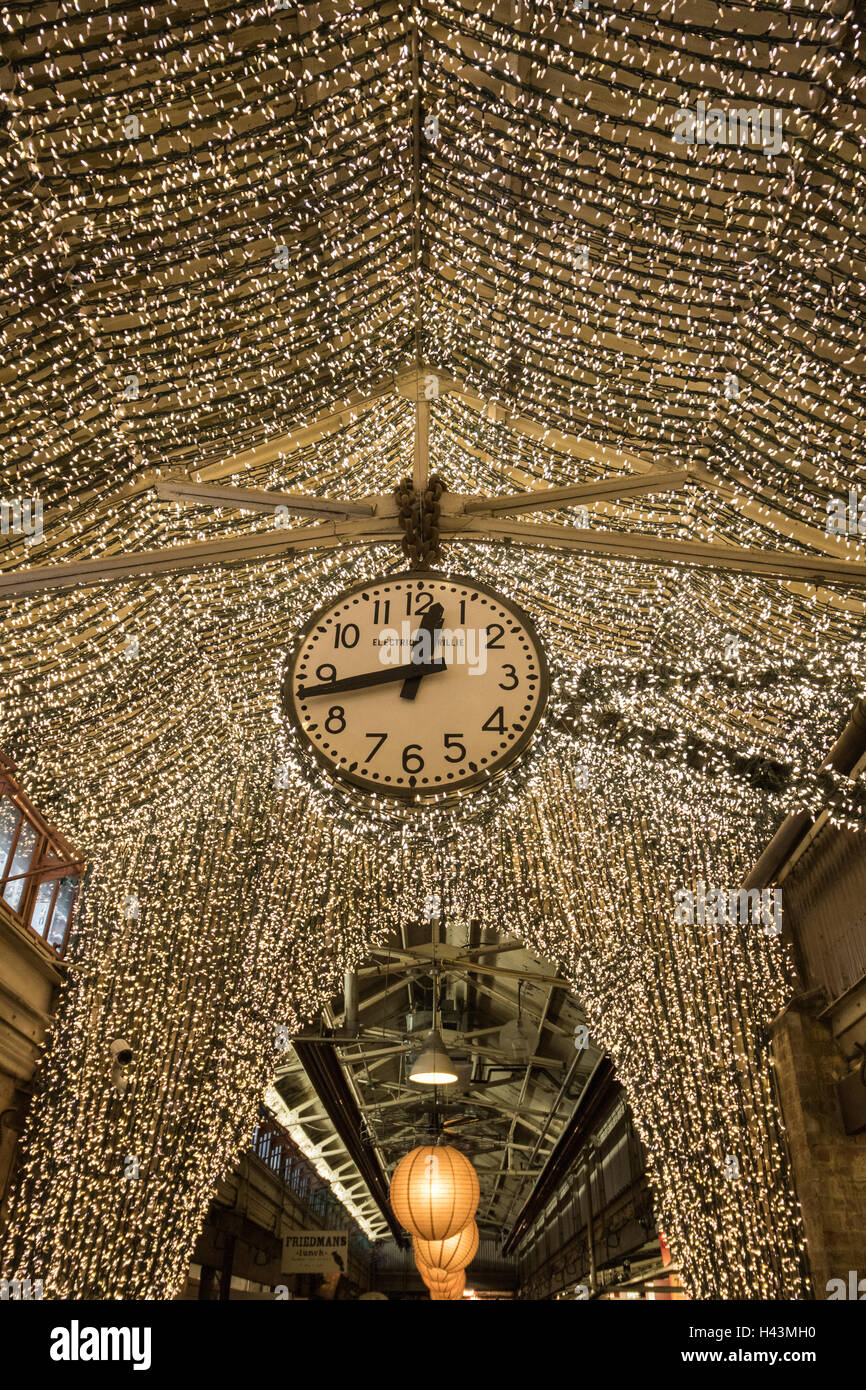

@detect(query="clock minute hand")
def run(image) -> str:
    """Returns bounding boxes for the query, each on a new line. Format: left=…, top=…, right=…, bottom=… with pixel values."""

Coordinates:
left=297, top=660, right=447, bottom=699
left=400, top=602, right=445, bottom=702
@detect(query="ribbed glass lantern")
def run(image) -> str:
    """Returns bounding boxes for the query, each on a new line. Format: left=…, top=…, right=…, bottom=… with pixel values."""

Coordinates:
left=390, top=1144, right=480, bottom=1241
left=414, top=1219, right=478, bottom=1273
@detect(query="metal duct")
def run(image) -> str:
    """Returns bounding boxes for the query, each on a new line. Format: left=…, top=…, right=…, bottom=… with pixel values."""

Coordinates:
left=292, top=1038, right=405, bottom=1243
left=343, top=971, right=359, bottom=1037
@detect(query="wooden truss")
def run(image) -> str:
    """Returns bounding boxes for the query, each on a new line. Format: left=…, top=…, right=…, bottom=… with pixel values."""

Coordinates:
left=2, top=364, right=866, bottom=599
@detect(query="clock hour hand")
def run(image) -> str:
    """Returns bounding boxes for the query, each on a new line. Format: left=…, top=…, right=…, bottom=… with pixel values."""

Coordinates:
left=297, top=660, right=447, bottom=699
left=400, top=602, right=445, bottom=701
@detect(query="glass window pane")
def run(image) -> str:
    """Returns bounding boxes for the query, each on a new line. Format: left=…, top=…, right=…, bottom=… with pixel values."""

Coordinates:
left=0, top=797, right=21, bottom=880
left=46, top=879, right=75, bottom=950
left=30, top=880, right=55, bottom=937
left=2, top=819, right=38, bottom=912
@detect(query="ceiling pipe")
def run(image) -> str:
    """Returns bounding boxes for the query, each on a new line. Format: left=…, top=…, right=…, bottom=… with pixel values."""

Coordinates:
left=343, top=971, right=359, bottom=1038
left=495, top=1047, right=584, bottom=1231
left=523, top=1050, right=585, bottom=1169
left=580, top=1149, right=598, bottom=1297
left=502, top=1057, right=616, bottom=1256
left=291, top=1039, right=406, bottom=1243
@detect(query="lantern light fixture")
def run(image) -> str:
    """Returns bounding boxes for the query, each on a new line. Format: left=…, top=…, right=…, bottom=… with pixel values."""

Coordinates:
left=390, top=1144, right=480, bottom=1241
left=414, top=1220, right=479, bottom=1274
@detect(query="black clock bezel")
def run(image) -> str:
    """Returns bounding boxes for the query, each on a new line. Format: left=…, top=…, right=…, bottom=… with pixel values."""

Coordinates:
left=280, top=570, right=550, bottom=804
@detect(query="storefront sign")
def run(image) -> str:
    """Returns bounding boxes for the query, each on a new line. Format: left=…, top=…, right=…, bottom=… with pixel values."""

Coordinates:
left=282, top=1231, right=349, bottom=1274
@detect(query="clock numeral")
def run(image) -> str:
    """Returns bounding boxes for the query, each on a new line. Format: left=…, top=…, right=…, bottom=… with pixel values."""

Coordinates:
left=364, top=732, right=388, bottom=762
left=373, top=599, right=390, bottom=624
left=325, top=706, right=346, bottom=734
left=401, top=744, right=424, bottom=774
left=486, top=623, right=505, bottom=649
left=498, top=664, right=519, bottom=690
left=405, top=590, right=434, bottom=616
left=316, top=663, right=337, bottom=684
left=333, top=622, right=359, bottom=649
left=443, top=733, right=466, bottom=763
left=482, top=706, right=505, bottom=734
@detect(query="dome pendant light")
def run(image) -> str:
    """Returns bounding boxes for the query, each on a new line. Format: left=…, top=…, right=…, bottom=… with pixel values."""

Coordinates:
left=409, top=1028, right=458, bottom=1085
left=410, top=954, right=458, bottom=1086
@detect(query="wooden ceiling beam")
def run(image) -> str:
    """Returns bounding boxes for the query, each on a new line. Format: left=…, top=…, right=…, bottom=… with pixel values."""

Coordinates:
left=689, top=459, right=866, bottom=568
left=0, top=518, right=402, bottom=599
left=432, top=368, right=675, bottom=476
left=154, top=480, right=376, bottom=520
left=462, top=469, right=694, bottom=515
left=10, top=505, right=866, bottom=600
left=188, top=374, right=404, bottom=483
left=444, top=516, right=866, bottom=590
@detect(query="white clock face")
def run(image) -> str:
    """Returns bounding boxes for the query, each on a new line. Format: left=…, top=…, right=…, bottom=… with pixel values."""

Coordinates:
left=283, top=572, right=548, bottom=802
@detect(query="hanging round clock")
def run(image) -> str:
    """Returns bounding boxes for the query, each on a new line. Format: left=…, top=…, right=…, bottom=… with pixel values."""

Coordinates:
left=281, top=572, right=549, bottom=802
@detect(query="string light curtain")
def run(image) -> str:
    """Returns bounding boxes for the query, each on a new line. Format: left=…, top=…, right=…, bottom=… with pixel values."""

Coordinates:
left=0, top=654, right=819, bottom=1298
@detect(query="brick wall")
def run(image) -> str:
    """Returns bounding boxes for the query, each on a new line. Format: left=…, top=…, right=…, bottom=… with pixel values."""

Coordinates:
left=0, top=902, right=63, bottom=1222
left=771, top=1006, right=866, bottom=1298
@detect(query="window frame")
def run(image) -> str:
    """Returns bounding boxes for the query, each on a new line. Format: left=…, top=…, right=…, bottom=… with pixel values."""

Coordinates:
left=0, top=757, right=85, bottom=957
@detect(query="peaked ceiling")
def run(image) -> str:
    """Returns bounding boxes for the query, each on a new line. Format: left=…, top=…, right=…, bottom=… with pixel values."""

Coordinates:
left=1, top=1, right=863, bottom=526
left=1, top=0, right=864, bottom=869
left=1, top=1, right=864, bottom=1283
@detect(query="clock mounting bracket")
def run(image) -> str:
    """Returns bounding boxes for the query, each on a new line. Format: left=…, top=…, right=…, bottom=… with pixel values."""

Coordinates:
left=393, top=475, right=447, bottom=570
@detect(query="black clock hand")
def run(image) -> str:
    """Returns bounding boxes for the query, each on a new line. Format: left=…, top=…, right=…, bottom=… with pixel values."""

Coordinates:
left=297, top=660, right=447, bottom=699
left=400, top=602, right=445, bottom=701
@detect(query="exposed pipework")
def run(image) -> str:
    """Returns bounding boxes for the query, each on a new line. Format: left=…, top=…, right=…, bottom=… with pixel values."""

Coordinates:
left=481, top=1064, right=581, bottom=1096
left=343, top=971, right=359, bottom=1038
left=523, top=1050, right=584, bottom=1168
left=503, top=1057, right=616, bottom=1256
left=292, top=1039, right=405, bottom=1243
left=581, top=1149, right=597, bottom=1296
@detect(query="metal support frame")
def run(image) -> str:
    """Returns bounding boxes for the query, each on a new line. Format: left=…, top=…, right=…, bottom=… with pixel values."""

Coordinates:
left=291, top=1038, right=405, bottom=1243
left=7, top=471, right=866, bottom=596
left=503, top=1058, right=616, bottom=1256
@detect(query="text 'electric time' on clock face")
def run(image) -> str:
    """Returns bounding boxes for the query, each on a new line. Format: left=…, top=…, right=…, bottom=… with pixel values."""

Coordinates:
left=282, top=573, right=549, bottom=802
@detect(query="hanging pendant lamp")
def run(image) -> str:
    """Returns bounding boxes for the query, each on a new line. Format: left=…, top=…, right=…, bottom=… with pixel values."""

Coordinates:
left=414, top=1219, right=478, bottom=1273
left=390, top=1144, right=480, bottom=1241
left=417, top=1255, right=459, bottom=1284
left=409, top=1028, right=458, bottom=1085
